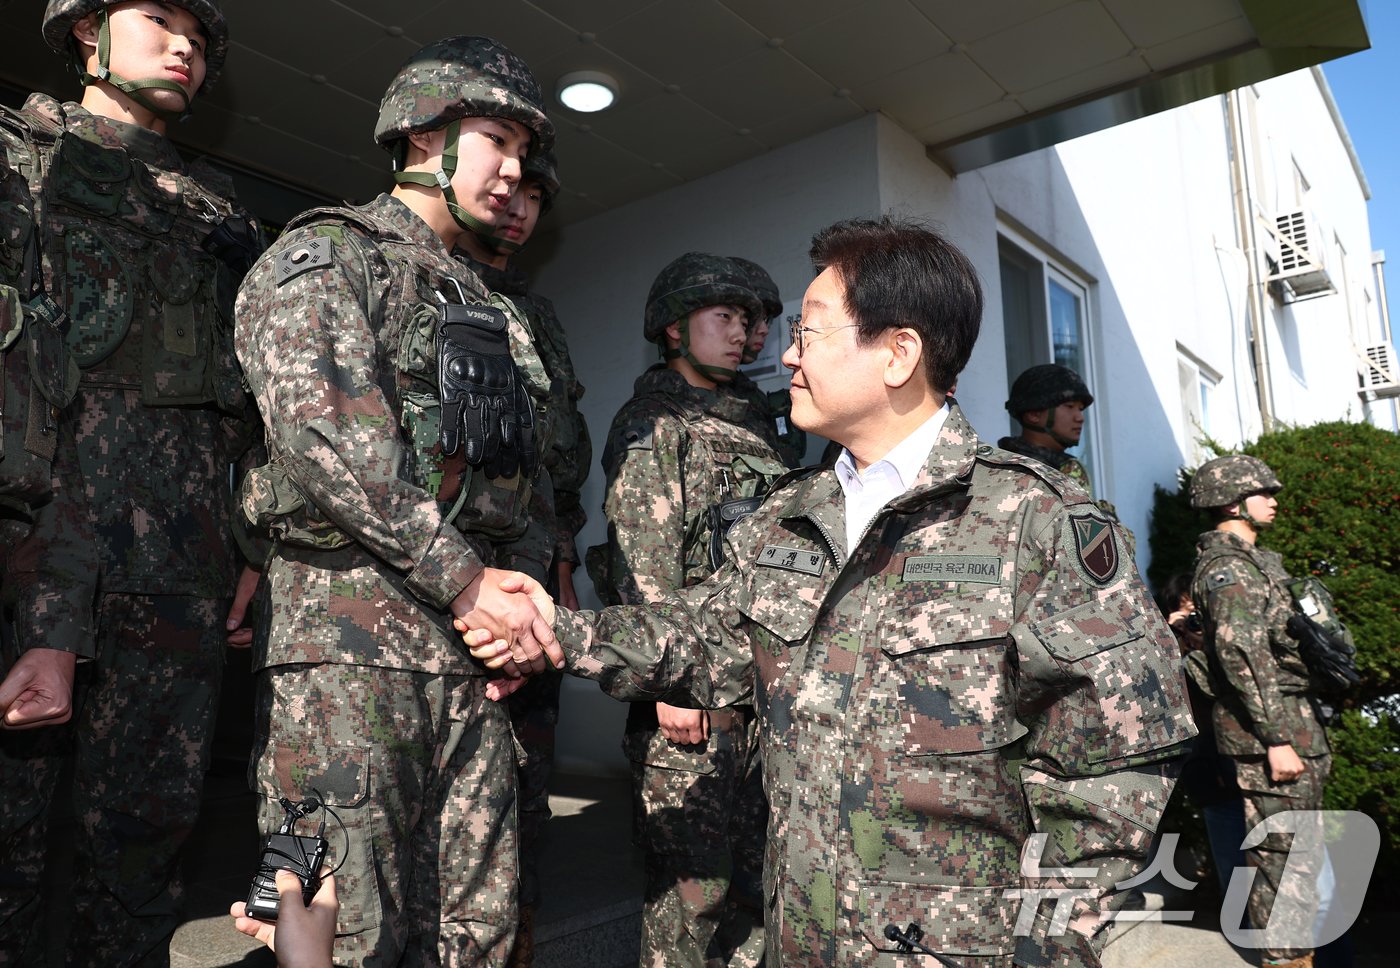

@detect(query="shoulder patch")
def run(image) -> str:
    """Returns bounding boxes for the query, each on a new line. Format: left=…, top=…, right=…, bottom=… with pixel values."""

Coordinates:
left=1069, top=511, right=1119, bottom=585
left=275, top=238, right=334, bottom=286
left=1205, top=570, right=1237, bottom=591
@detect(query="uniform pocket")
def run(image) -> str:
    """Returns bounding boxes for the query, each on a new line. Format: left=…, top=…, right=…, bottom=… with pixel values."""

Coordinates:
left=142, top=244, right=213, bottom=404
left=52, top=134, right=129, bottom=217
left=61, top=225, right=134, bottom=367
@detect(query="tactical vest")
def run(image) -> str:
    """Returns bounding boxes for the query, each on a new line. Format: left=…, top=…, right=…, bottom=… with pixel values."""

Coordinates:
left=588, top=383, right=788, bottom=603
left=1193, top=540, right=1312, bottom=690
left=0, top=96, right=246, bottom=415
left=243, top=203, right=545, bottom=551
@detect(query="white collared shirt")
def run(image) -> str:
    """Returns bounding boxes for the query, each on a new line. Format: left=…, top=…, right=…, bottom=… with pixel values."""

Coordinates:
left=833, top=405, right=949, bottom=555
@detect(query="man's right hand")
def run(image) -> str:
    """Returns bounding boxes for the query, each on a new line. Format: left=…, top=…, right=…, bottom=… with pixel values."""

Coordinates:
left=656, top=703, right=709, bottom=746
left=0, top=648, right=77, bottom=729
left=450, top=567, right=562, bottom=677
left=1267, top=743, right=1306, bottom=783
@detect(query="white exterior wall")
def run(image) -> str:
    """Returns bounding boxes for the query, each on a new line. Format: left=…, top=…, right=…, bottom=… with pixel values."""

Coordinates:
left=529, top=74, right=1384, bottom=776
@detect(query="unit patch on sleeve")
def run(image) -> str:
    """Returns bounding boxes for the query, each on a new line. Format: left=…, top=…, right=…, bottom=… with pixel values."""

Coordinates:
left=757, top=544, right=826, bottom=576
left=1069, top=512, right=1119, bottom=585
left=275, top=238, right=333, bottom=286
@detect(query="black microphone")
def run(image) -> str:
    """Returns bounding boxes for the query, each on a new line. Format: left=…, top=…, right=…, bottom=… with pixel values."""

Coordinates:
left=882, top=923, right=962, bottom=967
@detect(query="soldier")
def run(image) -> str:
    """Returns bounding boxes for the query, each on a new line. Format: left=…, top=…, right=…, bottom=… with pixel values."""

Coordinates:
left=1000, top=363, right=1096, bottom=492
left=585, top=252, right=786, bottom=967
left=469, top=217, right=1193, bottom=966
left=1189, top=455, right=1332, bottom=968
left=453, top=148, right=591, bottom=965
left=728, top=255, right=806, bottom=465
left=233, top=36, right=559, bottom=966
left=0, top=2, right=263, bottom=962
left=0, top=111, right=99, bottom=968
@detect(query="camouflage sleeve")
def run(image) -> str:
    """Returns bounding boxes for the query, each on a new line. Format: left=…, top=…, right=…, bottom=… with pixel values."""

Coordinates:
left=233, top=226, right=484, bottom=609
left=601, top=405, right=688, bottom=605
left=552, top=392, right=591, bottom=566
left=1201, top=557, right=1292, bottom=747
left=495, top=466, right=556, bottom=583
left=7, top=421, right=98, bottom=658
left=1009, top=505, right=1194, bottom=966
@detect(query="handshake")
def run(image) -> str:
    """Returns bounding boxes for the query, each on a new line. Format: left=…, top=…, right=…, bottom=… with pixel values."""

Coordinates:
left=452, top=566, right=566, bottom=699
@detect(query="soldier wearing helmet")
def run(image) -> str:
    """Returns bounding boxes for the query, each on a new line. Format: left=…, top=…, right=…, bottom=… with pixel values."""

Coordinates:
left=0, top=2, right=262, bottom=961
left=1190, top=454, right=1332, bottom=968
left=1000, top=363, right=1096, bottom=492
left=727, top=256, right=808, bottom=466
left=452, top=147, right=591, bottom=966
left=584, top=252, right=787, bottom=966
left=233, top=36, right=562, bottom=965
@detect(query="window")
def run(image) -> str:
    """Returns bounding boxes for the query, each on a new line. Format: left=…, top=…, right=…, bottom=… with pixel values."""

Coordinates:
left=1177, top=350, right=1219, bottom=465
left=998, top=230, right=1100, bottom=485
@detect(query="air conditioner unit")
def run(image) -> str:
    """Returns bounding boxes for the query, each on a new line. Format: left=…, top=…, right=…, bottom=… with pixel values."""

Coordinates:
left=1266, top=210, right=1336, bottom=298
left=1361, top=342, right=1400, bottom=399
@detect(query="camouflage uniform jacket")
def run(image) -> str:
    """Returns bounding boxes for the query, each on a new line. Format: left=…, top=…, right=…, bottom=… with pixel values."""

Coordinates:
left=1191, top=530, right=1328, bottom=758
left=593, top=365, right=788, bottom=607
left=0, top=94, right=255, bottom=598
left=559, top=404, right=1194, bottom=966
left=469, top=257, right=591, bottom=572
left=0, top=138, right=96, bottom=659
left=996, top=434, right=1091, bottom=495
left=731, top=372, right=805, bottom=467
left=235, top=193, right=550, bottom=674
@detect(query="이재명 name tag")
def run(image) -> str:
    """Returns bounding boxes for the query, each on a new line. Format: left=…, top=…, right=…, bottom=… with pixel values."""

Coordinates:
left=901, top=555, right=1002, bottom=584
left=757, top=544, right=826, bottom=576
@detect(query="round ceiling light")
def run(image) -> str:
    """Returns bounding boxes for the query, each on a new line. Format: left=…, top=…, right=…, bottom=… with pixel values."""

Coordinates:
left=557, top=70, right=618, bottom=113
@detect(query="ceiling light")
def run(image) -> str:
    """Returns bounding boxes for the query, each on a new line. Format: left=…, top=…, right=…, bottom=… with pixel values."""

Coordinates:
left=557, top=70, right=618, bottom=113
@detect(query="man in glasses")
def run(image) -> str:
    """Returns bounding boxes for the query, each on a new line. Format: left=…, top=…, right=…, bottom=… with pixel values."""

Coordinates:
left=468, top=216, right=1193, bottom=966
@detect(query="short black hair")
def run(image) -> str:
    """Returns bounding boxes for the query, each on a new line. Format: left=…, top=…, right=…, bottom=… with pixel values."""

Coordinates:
left=809, top=216, right=982, bottom=393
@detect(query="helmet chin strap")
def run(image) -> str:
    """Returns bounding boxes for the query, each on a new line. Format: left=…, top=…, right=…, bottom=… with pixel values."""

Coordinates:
left=393, top=119, right=497, bottom=237
left=664, top=317, right=736, bottom=383
left=80, top=7, right=192, bottom=121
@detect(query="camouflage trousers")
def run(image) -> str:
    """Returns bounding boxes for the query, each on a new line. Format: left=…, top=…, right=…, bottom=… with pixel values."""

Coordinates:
left=507, top=668, right=560, bottom=908
left=0, top=593, right=225, bottom=968
left=252, top=662, right=518, bottom=967
left=625, top=704, right=766, bottom=968
left=1233, top=751, right=1331, bottom=962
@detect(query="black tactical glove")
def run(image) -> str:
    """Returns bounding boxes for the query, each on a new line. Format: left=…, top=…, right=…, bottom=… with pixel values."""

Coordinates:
left=437, top=303, right=537, bottom=480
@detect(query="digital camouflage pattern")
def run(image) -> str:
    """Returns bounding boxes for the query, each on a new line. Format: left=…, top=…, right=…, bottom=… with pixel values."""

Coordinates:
left=43, top=0, right=231, bottom=91
left=728, top=256, right=782, bottom=321
left=1005, top=363, right=1094, bottom=416
left=730, top=373, right=806, bottom=467
left=591, top=365, right=788, bottom=967
left=559, top=405, right=1194, bottom=967
left=373, top=35, right=554, bottom=152
left=522, top=149, right=559, bottom=206
left=1188, top=453, right=1282, bottom=509
left=235, top=192, right=537, bottom=963
left=0, top=91, right=252, bottom=962
left=995, top=434, right=1092, bottom=493
left=1191, top=528, right=1329, bottom=960
left=644, top=253, right=762, bottom=344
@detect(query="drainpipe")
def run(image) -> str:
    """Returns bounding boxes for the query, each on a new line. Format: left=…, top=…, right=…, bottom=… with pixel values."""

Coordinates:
left=1224, top=89, right=1276, bottom=431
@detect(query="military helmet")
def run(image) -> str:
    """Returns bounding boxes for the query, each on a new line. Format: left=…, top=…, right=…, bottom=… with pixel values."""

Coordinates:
left=522, top=149, right=560, bottom=198
left=728, top=256, right=782, bottom=320
left=43, top=0, right=230, bottom=92
left=1189, top=454, right=1283, bottom=509
left=374, top=36, right=554, bottom=153
left=1005, top=363, right=1094, bottom=415
left=644, top=253, right=764, bottom=343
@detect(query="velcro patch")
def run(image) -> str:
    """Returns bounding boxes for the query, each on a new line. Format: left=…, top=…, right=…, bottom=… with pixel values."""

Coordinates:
left=757, top=544, right=826, bottom=576
left=901, top=555, right=1001, bottom=584
left=275, top=238, right=333, bottom=286
left=1206, top=571, right=1236, bottom=591
left=1070, top=512, right=1119, bottom=585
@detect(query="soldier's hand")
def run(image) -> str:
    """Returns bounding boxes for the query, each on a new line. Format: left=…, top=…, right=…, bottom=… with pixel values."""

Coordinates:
left=229, top=869, right=337, bottom=967
left=451, top=568, right=562, bottom=676
left=226, top=564, right=262, bottom=648
left=656, top=703, right=709, bottom=746
left=1267, top=743, right=1306, bottom=783
left=0, top=648, right=77, bottom=729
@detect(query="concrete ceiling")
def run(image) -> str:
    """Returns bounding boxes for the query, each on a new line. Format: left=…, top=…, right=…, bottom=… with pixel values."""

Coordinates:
left=0, top=0, right=1370, bottom=226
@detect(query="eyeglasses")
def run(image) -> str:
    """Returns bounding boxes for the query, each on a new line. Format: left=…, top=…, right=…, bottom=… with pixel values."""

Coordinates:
left=787, top=317, right=860, bottom=356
